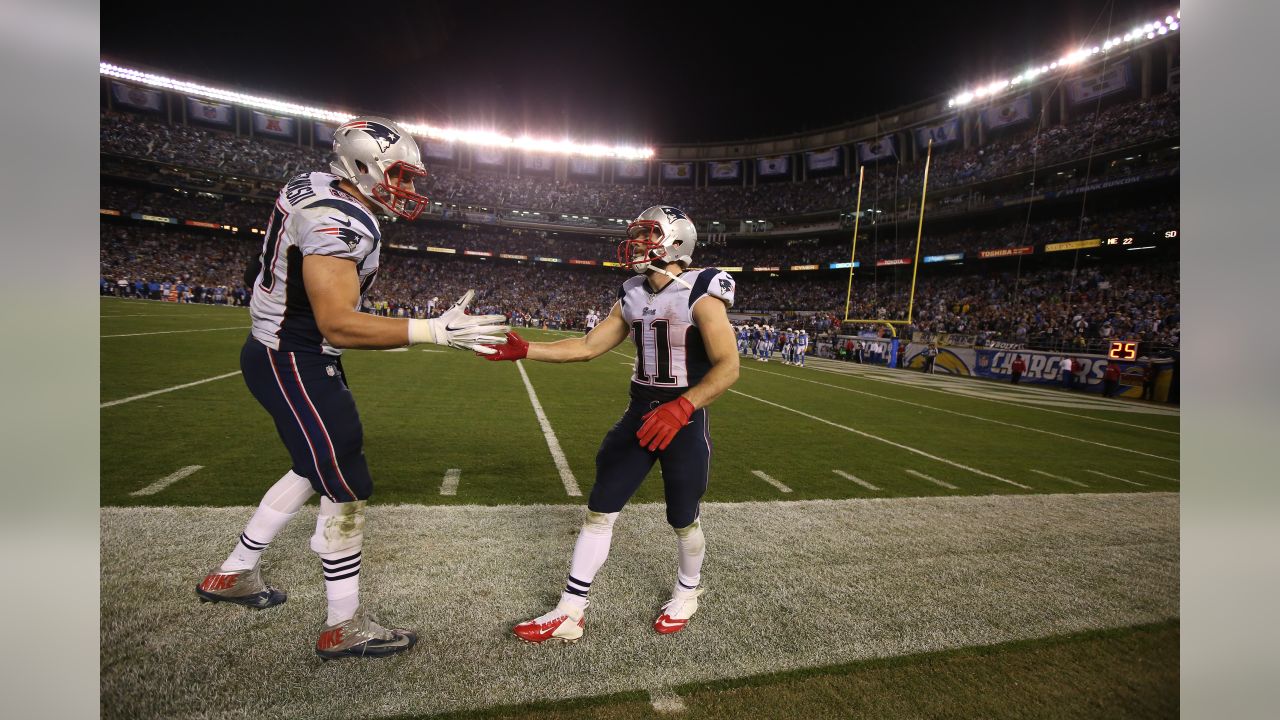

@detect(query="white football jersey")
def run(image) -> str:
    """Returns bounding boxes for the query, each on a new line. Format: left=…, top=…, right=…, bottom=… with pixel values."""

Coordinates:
left=618, top=267, right=735, bottom=403
left=249, top=172, right=382, bottom=355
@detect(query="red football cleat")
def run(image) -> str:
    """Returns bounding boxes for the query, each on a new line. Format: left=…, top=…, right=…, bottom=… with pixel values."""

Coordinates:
left=513, top=604, right=585, bottom=644
left=653, top=587, right=706, bottom=635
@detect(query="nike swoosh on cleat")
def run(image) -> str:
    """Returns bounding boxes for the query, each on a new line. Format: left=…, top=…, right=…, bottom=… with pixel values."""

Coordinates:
left=655, top=617, right=686, bottom=630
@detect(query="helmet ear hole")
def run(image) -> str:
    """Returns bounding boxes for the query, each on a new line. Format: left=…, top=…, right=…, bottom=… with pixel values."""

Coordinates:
left=356, top=160, right=369, bottom=174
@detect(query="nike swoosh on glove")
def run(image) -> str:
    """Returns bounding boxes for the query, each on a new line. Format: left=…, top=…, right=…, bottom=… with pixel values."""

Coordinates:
left=409, top=289, right=509, bottom=353
left=636, top=396, right=695, bottom=451
left=477, top=331, right=529, bottom=361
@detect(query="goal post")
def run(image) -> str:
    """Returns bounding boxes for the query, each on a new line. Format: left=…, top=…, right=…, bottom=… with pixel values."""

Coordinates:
left=842, top=138, right=933, bottom=332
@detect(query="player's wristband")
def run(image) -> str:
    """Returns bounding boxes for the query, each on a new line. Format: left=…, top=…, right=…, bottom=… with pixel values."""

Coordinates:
left=407, top=318, right=440, bottom=346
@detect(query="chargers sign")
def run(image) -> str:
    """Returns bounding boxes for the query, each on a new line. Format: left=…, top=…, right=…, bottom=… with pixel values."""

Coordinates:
left=975, top=349, right=1107, bottom=389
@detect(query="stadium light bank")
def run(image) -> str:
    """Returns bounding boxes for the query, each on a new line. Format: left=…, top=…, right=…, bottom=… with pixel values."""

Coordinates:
left=99, top=62, right=654, bottom=161
left=947, top=9, right=1179, bottom=108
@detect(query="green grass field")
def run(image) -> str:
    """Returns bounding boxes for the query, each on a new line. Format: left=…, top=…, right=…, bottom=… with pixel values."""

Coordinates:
left=99, top=297, right=1179, bottom=719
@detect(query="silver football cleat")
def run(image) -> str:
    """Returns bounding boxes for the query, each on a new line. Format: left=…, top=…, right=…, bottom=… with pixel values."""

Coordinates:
left=315, top=606, right=417, bottom=660
left=195, top=564, right=286, bottom=609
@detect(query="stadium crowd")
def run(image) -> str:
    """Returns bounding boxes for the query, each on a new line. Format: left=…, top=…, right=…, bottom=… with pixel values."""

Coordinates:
left=100, top=91, right=1177, bottom=221
left=102, top=177, right=1177, bottom=267
left=101, top=222, right=1179, bottom=350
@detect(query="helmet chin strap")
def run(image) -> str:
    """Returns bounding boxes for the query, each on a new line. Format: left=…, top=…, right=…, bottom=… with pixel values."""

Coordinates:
left=650, top=265, right=694, bottom=290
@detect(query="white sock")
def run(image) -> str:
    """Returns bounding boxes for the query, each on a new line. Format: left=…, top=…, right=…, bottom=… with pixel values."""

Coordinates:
left=674, top=518, right=706, bottom=594
left=320, top=548, right=361, bottom=625
left=221, top=470, right=315, bottom=571
left=559, top=511, right=619, bottom=611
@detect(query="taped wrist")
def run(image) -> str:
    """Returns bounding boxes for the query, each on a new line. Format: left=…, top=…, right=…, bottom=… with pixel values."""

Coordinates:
left=408, top=318, right=441, bottom=346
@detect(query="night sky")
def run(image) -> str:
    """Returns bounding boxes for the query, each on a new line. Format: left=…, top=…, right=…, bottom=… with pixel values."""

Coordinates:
left=101, top=0, right=1175, bottom=146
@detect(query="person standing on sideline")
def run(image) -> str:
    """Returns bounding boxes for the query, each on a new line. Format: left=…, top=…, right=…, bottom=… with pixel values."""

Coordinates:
left=1103, top=359, right=1122, bottom=397
left=195, top=117, right=507, bottom=660
left=1011, top=354, right=1026, bottom=384
left=484, top=205, right=739, bottom=643
left=1062, top=356, right=1075, bottom=390
left=1142, top=360, right=1157, bottom=400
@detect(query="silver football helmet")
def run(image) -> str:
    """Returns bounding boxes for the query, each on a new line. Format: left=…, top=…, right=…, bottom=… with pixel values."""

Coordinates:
left=619, top=205, right=697, bottom=273
left=330, top=116, right=429, bottom=221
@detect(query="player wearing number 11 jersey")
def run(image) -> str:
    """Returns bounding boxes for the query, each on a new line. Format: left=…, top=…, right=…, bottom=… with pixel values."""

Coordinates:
left=479, top=205, right=740, bottom=643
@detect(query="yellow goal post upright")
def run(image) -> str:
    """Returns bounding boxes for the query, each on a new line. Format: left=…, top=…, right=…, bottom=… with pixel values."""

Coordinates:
left=841, top=137, right=934, bottom=340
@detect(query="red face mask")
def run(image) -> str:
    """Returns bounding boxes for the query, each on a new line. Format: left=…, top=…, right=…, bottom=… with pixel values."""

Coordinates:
left=371, top=161, right=430, bottom=221
left=618, top=220, right=664, bottom=271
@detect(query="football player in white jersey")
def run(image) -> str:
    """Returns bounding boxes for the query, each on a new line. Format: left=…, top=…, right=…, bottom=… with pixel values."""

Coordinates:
left=195, top=116, right=507, bottom=660
left=480, top=205, right=739, bottom=642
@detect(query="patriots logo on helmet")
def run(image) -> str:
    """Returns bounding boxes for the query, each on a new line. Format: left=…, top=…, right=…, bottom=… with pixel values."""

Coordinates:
left=340, top=121, right=401, bottom=152
left=660, top=206, right=687, bottom=222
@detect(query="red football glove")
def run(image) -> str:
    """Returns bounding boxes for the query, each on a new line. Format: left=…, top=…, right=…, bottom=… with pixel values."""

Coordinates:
left=478, top=331, right=529, bottom=361
left=636, top=397, right=696, bottom=451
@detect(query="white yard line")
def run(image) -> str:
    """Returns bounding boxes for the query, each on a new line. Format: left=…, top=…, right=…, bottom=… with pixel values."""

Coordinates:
left=515, top=361, right=582, bottom=497
left=439, top=468, right=462, bottom=496
left=102, top=326, right=246, bottom=338
left=743, top=365, right=1178, bottom=463
left=752, top=470, right=793, bottom=493
left=905, top=468, right=959, bottom=490
left=804, top=361, right=1180, bottom=434
left=731, top=389, right=1031, bottom=490
left=1137, top=470, right=1178, bottom=482
left=833, top=469, right=880, bottom=491
left=101, top=371, right=242, bottom=408
left=1029, top=469, right=1089, bottom=488
left=129, top=465, right=203, bottom=497
left=1085, top=469, right=1147, bottom=487
left=648, top=687, right=686, bottom=714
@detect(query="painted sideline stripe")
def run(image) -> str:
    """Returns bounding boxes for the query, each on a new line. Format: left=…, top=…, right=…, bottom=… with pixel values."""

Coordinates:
left=129, top=465, right=203, bottom=497
left=1085, top=469, right=1146, bottom=486
left=732, top=389, right=1031, bottom=489
left=804, top=361, right=1179, bottom=435
left=440, top=468, right=461, bottom=496
left=102, top=326, right=247, bottom=338
left=752, top=470, right=793, bottom=493
left=905, top=468, right=958, bottom=490
left=1029, top=469, right=1088, bottom=488
left=833, top=469, right=880, bottom=491
left=515, top=361, right=582, bottom=497
left=101, top=371, right=242, bottom=408
left=648, top=687, right=686, bottom=714
left=1137, top=470, right=1178, bottom=482
left=743, top=365, right=1178, bottom=463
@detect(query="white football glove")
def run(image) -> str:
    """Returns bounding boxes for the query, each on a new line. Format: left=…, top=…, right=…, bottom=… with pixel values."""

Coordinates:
left=408, top=289, right=509, bottom=354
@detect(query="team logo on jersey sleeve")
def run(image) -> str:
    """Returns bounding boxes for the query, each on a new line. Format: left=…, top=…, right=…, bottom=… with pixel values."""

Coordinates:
left=719, top=278, right=733, bottom=293
left=318, top=226, right=364, bottom=249
left=340, top=121, right=401, bottom=152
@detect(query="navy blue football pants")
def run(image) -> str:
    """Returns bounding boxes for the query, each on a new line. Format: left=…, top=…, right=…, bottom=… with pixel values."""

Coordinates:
left=588, top=399, right=712, bottom=528
left=240, top=337, right=373, bottom=502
